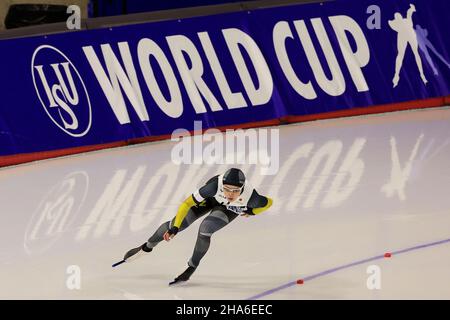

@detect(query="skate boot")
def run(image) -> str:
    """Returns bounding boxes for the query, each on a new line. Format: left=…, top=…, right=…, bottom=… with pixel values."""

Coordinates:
left=113, top=243, right=152, bottom=267
left=169, top=266, right=196, bottom=286
left=124, top=243, right=152, bottom=262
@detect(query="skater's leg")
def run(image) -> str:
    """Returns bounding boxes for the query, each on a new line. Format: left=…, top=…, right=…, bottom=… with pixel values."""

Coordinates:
left=169, top=209, right=238, bottom=284
left=420, top=45, right=438, bottom=75
left=393, top=39, right=407, bottom=87
left=146, top=208, right=207, bottom=249
left=188, top=209, right=238, bottom=268
left=120, top=208, right=209, bottom=265
left=145, top=221, right=170, bottom=250
left=411, top=38, right=427, bottom=83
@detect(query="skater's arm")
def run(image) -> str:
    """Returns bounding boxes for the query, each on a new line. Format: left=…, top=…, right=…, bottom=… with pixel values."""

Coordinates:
left=173, top=176, right=219, bottom=228
left=251, top=196, right=273, bottom=215
left=173, top=195, right=197, bottom=228
left=388, top=17, right=400, bottom=31
left=407, top=4, right=416, bottom=20
left=245, top=190, right=273, bottom=216
left=388, top=19, right=395, bottom=30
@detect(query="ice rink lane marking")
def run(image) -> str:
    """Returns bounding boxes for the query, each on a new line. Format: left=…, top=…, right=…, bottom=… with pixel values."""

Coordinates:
left=247, top=237, right=450, bottom=300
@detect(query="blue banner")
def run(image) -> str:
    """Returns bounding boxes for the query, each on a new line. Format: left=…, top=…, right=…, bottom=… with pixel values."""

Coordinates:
left=0, top=0, right=449, bottom=156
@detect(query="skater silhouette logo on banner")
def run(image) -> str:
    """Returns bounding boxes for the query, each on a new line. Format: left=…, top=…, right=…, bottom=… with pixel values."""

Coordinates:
left=415, top=25, right=450, bottom=76
left=389, top=3, right=450, bottom=88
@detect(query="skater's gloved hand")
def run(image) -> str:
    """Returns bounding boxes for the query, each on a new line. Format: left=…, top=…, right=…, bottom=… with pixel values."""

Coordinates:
left=164, top=226, right=179, bottom=241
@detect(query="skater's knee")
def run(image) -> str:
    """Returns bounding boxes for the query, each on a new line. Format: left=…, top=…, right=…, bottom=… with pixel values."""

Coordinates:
left=198, top=222, right=213, bottom=237
left=198, top=216, right=226, bottom=237
left=154, top=221, right=170, bottom=235
left=146, top=220, right=171, bottom=247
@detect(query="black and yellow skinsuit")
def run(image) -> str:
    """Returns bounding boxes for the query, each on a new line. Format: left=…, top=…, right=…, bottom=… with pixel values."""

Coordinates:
left=144, top=174, right=273, bottom=269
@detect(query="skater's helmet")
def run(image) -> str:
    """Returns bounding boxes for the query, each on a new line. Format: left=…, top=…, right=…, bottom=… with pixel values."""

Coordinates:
left=223, top=168, right=245, bottom=188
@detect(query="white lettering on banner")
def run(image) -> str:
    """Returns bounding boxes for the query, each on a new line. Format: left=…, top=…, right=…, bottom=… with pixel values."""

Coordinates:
left=52, top=85, right=78, bottom=129
left=273, top=21, right=317, bottom=100
left=330, top=16, right=370, bottom=92
left=198, top=31, right=247, bottom=109
left=295, top=19, right=346, bottom=96
left=75, top=15, right=372, bottom=126
left=35, top=64, right=79, bottom=130
left=222, top=28, right=274, bottom=106
left=273, top=16, right=370, bottom=98
left=82, top=43, right=148, bottom=124
left=51, top=63, right=80, bottom=106
left=137, top=38, right=183, bottom=118
left=166, top=35, right=222, bottom=113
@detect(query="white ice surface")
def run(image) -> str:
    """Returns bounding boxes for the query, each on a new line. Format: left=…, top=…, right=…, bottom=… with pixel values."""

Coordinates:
left=1, top=107, right=449, bottom=299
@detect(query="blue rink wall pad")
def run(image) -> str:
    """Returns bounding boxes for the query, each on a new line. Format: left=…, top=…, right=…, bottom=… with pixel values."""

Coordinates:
left=0, top=0, right=450, bottom=166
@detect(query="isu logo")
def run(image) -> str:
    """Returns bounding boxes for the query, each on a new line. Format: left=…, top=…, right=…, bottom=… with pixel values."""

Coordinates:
left=31, top=45, right=92, bottom=137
